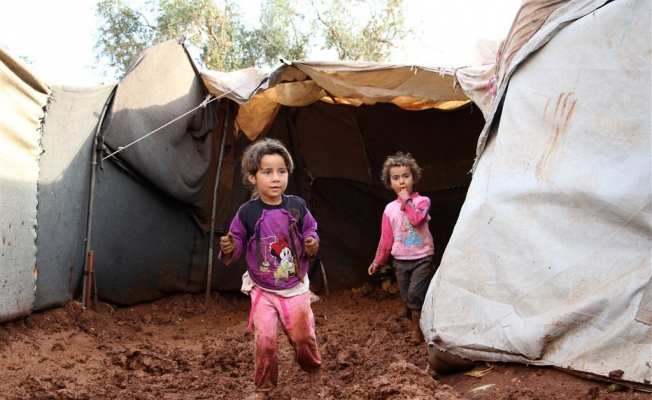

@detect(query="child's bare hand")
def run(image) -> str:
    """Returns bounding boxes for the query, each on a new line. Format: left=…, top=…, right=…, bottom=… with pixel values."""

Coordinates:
left=398, top=188, right=410, bottom=202
left=368, top=262, right=380, bottom=275
left=220, top=232, right=235, bottom=255
left=398, top=188, right=411, bottom=210
left=304, top=237, right=319, bottom=256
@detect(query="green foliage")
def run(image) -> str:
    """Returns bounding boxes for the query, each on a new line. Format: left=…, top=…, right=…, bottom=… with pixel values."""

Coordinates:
left=94, top=0, right=407, bottom=77
left=95, top=0, right=156, bottom=74
left=255, top=0, right=313, bottom=65
left=313, top=0, right=406, bottom=61
left=156, top=0, right=251, bottom=71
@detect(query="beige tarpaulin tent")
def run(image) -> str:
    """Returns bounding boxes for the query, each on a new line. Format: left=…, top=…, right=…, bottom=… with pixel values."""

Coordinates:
left=201, top=60, right=473, bottom=140
left=424, top=0, right=651, bottom=389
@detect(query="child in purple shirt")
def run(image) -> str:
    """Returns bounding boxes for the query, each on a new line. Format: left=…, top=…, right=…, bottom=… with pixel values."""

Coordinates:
left=368, top=152, right=435, bottom=343
left=220, top=138, right=322, bottom=399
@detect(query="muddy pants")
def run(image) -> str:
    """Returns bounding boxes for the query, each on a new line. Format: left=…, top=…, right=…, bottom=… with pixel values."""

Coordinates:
left=249, top=287, right=322, bottom=392
left=393, top=255, right=435, bottom=311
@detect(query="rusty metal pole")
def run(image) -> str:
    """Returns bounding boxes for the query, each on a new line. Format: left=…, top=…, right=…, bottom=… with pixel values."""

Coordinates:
left=85, top=251, right=94, bottom=308
left=82, top=90, right=114, bottom=309
left=205, top=104, right=229, bottom=307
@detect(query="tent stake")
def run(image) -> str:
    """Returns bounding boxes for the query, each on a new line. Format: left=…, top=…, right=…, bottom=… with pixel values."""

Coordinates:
left=205, top=104, right=229, bottom=307
left=84, top=251, right=94, bottom=308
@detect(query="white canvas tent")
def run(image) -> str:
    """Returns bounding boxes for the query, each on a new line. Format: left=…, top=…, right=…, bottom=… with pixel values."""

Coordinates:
left=423, top=0, right=651, bottom=388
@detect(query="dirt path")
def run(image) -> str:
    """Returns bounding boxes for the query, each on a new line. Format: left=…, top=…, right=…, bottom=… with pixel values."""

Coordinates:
left=0, top=289, right=648, bottom=399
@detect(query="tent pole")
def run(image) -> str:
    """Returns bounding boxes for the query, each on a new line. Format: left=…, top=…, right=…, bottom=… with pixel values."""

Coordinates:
left=82, top=90, right=115, bottom=309
left=205, top=103, right=229, bottom=307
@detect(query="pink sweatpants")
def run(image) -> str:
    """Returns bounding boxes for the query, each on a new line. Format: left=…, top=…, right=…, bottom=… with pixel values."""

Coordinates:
left=249, top=287, right=322, bottom=392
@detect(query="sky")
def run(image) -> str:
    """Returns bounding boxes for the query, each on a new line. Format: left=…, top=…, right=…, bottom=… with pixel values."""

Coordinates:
left=0, top=0, right=522, bottom=87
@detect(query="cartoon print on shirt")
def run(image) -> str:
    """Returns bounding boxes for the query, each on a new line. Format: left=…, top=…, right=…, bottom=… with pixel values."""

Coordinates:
left=396, top=218, right=423, bottom=246
left=258, top=235, right=279, bottom=273
left=269, top=236, right=296, bottom=285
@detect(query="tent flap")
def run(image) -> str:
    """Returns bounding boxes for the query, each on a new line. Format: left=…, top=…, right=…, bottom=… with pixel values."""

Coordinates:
left=99, top=39, right=222, bottom=232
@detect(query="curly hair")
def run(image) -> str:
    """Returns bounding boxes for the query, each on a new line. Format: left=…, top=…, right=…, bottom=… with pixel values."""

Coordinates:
left=240, top=137, right=294, bottom=189
left=379, top=151, right=422, bottom=189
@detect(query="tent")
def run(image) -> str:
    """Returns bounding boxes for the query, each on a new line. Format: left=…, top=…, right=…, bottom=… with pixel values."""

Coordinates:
left=1, top=38, right=484, bottom=313
left=423, top=0, right=651, bottom=389
left=1, top=0, right=649, bottom=389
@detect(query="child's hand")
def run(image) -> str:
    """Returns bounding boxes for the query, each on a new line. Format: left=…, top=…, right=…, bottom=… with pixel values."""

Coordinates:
left=368, top=262, right=380, bottom=275
left=398, top=187, right=410, bottom=202
left=304, top=237, right=319, bottom=256
left=398, top=188, right=410, bottom=210
left=220, top=232, right=235, bottom=255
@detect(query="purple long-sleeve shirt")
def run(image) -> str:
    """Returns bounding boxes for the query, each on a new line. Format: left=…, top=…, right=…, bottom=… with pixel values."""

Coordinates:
left=220, top=195, right=318, bottom=291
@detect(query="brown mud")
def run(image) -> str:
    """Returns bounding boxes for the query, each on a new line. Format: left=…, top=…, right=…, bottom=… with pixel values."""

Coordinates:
left=0, top=289, right=649, bottom=399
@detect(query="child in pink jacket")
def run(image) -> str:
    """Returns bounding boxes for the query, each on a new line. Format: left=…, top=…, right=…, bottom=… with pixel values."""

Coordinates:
left=368, top=152, right=435, bottom=343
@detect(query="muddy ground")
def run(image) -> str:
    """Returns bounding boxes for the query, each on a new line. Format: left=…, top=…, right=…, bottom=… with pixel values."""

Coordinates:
left=0, top=288, right=649, bottom=399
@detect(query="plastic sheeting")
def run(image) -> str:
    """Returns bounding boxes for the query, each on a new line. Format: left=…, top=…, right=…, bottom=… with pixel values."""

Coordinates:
left=202, top=61, right=471, bottom=140
left=423, top=0, right=651, bottom=387
left=0, top=46, right=50, bottom=322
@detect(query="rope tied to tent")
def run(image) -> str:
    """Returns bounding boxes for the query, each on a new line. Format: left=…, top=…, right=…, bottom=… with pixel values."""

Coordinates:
left=102, top=72, right=267, bottom=161
left=101, top=94, right=216, bottom=161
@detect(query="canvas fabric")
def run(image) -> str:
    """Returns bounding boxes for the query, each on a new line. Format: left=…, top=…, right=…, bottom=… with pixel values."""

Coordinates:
left=0, top=47, right=50, bottom=322
left=34, top=84, right=116, bottom=310
left=423, top=0, right=652, bottom=386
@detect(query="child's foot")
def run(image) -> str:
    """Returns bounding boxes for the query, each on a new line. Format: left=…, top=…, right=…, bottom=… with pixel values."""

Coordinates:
left=410, top=309, right=424, bottom=343
left=411, top=328, right=425, bottom=343
left=256, top=392, right=269, bottom=400
left=308, top=370, right=322, bottom=387
left=410, top=332, right=425, bottom=346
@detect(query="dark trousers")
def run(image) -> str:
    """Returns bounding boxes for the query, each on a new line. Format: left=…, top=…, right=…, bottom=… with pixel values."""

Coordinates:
left=393, top=255, right=435, bottom=311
